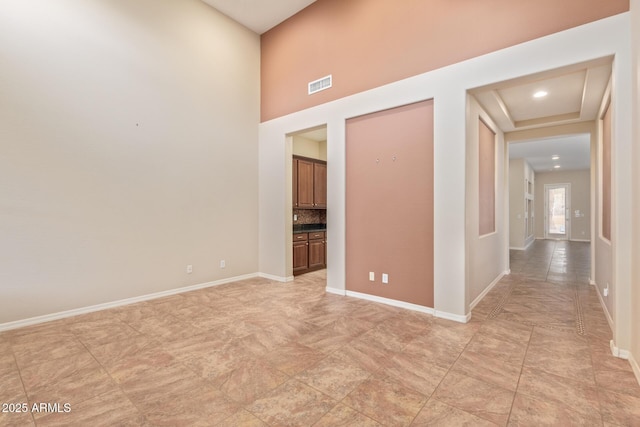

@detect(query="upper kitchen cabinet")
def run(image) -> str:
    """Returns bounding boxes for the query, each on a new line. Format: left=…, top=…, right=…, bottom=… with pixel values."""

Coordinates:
left=293, top=156, right=326, bottom=209
left=295, top=157, right=314, bottom=208
left=313, top=161, right=327, bottom=208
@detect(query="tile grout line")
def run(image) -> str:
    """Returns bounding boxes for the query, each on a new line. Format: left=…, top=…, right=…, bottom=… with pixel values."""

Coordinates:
left=8, top=341, right=37, bottom=427
left=74, top=328, right=151, bottom=425
left=505, top=323, right=535, bottom=425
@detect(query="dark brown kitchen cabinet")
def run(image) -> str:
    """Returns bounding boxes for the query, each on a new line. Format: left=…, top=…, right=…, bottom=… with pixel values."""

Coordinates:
left=313, top=162, right=327, bottom=208
left=293, top=231, right=326, bottom=275
left=295, top=158, right=314, bottom=208
left=293, top=233, right=309, bottom=275
left=293, top=156, right=326, bottom=209
left=309, top=232, right=325, bottom=270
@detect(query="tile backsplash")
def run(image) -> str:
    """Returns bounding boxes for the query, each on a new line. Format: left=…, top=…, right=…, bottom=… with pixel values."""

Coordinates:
left=293, top=209, right=326, bottom=225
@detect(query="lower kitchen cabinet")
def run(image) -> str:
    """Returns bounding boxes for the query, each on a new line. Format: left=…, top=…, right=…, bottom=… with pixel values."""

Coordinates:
left=293, top=234, right=309, bottom=274
left=293, top=231, right=326, bottom=275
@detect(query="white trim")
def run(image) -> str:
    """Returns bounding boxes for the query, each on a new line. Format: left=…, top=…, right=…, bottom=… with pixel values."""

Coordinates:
left=344, top=290, right=471, bottom=323
left=470, top=270, right=508, bottom=310
left=610, top=340, right=630, bottom=360
left=325, top=287, right=346, bottom=296
left=569, top=238, right=591, bottom=243
left=595, top=282, right=615, bottom=331
left=0, top=273, right=259, bottom=332
left=510, top=237, right=536, bottom=251
left=258, top=272, right=292, bottom=282
left=479, top=230, right=498, bottom=239
left=435, top=310, right=472, bottom=323
left=589, top=280, right=596, bottom=286
left=629, top=352, right=640, bottom=386
left=345, top=290, right=435, bottom=315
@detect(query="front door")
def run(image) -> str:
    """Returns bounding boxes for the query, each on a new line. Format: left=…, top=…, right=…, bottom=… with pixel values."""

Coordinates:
left=544, top=183, right=570, bottom=240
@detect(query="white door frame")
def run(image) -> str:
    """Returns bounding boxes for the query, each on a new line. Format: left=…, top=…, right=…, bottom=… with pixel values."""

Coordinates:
left=544, top=183, right=571, bottom=240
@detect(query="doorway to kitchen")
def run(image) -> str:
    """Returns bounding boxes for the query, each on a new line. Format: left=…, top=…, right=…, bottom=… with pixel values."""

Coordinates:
left=290, top=126, right=328, bottom=277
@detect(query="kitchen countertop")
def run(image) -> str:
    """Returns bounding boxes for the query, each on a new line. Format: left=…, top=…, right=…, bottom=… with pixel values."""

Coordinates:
left=293, top=224, right=327, bottom=233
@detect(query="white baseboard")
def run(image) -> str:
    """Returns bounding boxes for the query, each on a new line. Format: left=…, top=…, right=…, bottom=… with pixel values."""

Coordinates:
left=435, top=310, right=472, bottom=323
left=629, top=352, right=640, bottom=386
left=345, top=290, right=435, bottom=315
left=594, top=281, right=615, bottom=331
left=0, top=273, right=260, bottom=332
left=344, top=290, right=471, bottom=323
left=470, top=270, right=508, bottom=310
left=511, top=238, right=535, bottom=251
left=610, top=340, right=630, bottom=360
left=258, top=272, right=292, bottom=282
left=570, top=238, right=591, bottom=242
left=325, top=287, right=346, bottom=296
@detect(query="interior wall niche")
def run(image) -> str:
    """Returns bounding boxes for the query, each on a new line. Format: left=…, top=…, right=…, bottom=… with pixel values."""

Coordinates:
left=345, top=100, right=434, bottom=307
left=479, top=119, right=496, bottom=235
left=602, top=102, right=611, bottom=241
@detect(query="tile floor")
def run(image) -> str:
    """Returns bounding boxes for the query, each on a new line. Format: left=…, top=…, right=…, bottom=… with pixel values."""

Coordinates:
left=1, top=240, right=639, bottom=426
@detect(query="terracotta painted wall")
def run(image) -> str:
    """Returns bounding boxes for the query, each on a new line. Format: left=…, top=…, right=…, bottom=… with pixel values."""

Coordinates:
left=261, top=0, right=628, bottom=121
left=345, top=100, right=434, bottom=308
left=260, top=13, right=631, bottom=322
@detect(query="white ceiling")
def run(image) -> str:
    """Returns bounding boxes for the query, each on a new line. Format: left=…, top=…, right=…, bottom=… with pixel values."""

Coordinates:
left=473, top=58, right=612, bottom=173
left=289, top=125, right=327, bottom=142
left=472, top=59, right=611, bottom=132
left=201, top=0, right=316, bottom=34
left=509, top=134, right=591, bottom=172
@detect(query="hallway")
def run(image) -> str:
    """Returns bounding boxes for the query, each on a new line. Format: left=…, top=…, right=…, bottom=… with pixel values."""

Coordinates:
left=472, top=240, right=640, bottom=424
left=0, top=242, right=638, bottom=425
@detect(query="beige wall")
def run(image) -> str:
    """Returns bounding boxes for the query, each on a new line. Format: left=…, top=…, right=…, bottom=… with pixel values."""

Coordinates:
left=467, top=97, right=508, bottom=306
left=0, top=0, right=260, bottom=325
left=534, top=170, right=591, bottom=241
left=630, top=0, right=640, bottom=383
left=260, top=0, right=628, bottom=121
left=292, top=136, right=327, bottom=160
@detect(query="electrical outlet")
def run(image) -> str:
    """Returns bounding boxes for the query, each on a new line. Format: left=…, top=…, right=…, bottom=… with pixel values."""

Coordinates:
left=382, top=273, right=389, bottom=284
left=369, top=272, right=375, bottom=281
left=186, top=265, right=193, bottom=274
left=220, top=260, right=226, bottom=268
left=604, top=284, right=609, bottom=297
left=293, top=214, right=298, bottom=221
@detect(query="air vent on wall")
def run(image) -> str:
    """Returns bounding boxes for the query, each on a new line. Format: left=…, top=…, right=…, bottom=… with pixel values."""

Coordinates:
left=308, top=75, right=332, bottom=95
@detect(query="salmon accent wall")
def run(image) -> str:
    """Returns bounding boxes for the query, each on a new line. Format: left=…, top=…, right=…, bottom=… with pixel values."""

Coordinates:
left=345, top=100, right=434, bottom=308
left=479, top=119, right=496, bottom=236
left=261, top=0, right=629, bottom=122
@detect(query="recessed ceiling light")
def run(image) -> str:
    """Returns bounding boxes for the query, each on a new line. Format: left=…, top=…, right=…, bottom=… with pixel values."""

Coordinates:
left=533, top=90, right=548, bottom=98
left=554, top=165, right=561, bottom=169
left=551, top=155, right=560, bottom=160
